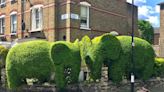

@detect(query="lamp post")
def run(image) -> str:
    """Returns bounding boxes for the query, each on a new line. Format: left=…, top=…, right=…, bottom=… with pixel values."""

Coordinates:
left=131, top=0, right=135, bottom=92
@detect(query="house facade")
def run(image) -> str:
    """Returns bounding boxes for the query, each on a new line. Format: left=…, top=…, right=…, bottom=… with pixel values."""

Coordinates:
left=158, top=2, right=164, bottom=57
left=0, top=0, right=138, bottom=42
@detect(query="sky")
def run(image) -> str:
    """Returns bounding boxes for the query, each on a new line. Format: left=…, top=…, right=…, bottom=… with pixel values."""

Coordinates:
left=127, top=0, right=163, bottom=28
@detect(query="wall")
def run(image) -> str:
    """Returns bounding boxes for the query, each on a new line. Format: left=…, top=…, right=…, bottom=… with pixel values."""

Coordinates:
left=159, top=4, right=164, bottom=57
left=0, top=0, right=138, bottom=42
left=69, top=0, right=133, bottom=41
left=0, top=0, right=55, bottom=42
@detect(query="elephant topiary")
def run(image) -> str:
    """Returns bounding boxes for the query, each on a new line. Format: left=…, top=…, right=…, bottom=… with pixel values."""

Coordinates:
left=50, top=40, right=81, bottom=89
left=80, top=34, right=121, bottom=81
left=0, top=45, right=8, bottom=67
left=109, top=36, right=155, bottom=83
left=81, top=34, right=155, bottom=83
left=153, top=57, right=164, bottom=77
left=6, top=40, right=54, bottom=89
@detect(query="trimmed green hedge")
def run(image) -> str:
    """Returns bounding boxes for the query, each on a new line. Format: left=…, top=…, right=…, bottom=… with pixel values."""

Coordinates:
left=154, top=58, right=164, bottom=77
left=81, top=34, right=155, bottom=83
left=83, top=34, right=121, bottom=81
left=80, top=36, right=92, bottom=67
left=115, top=36, right=155, bottom=81
left=6, top=40, right=54, bottom=89
left=50, top=41, right=81, bottom=89
left=0, top=45, right=8, bottom=67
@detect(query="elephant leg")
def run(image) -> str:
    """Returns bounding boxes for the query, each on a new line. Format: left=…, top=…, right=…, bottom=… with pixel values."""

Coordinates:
left=108, top=63, right=124, bottom=83
left=55, top=65, right=66, bottom=89
left=7, top=70, right=22, bottom=89
left=141, top=58, right=154, bottom=80
left=108, top=57, right=126, bottom=83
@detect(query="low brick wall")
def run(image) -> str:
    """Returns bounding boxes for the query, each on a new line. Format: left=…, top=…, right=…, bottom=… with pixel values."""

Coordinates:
left=2, top=67, right=164, bottom=92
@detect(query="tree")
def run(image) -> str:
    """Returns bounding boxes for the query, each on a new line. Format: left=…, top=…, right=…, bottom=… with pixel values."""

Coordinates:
left=138, top=20, right=154, bottom=44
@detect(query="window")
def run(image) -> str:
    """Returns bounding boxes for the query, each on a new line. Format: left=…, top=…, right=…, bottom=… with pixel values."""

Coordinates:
left=10, top=14, right=17, bottom=34
left=0, top=0, right=6, bottom=8
left=10, top=0, right=17, bottom=4
left=80, top=2, right=91, bottom=29
left=161, top=5, right=164, bottom=10
left=31, top=5, right=43, bottom=31
left=0, top=16, right=5, bottom=35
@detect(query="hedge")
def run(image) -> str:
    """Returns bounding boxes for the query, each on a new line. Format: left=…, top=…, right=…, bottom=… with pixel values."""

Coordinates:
left=6, top=40, right=54, bottom=89
left=83, top=34, right=121, bottom=81
left=154, top=58, right=164, bottom=77
left=80, top=36, right=92, bottom=67
left=81, top=34, right=155, bottom=83
left=0, top=45, right=8, bottom=67
left=50, top=41, right=81, bottom=89
left=113, top=36, right=155, bottom=81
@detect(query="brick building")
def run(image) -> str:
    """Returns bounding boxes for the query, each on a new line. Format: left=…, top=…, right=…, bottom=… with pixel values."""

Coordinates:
left=0, top=0, right=138, bottom=43
left=158, top=2, right=164, bottom=57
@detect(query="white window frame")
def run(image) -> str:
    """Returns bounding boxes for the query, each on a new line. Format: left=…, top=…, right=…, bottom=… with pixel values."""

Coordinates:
left=0, top=15, right=5, bottom=35
left=10, top=12, right=17, bottom=34
left=30, top=5, right=43, bottom=32
left=80, top=1, right=91, bottom=30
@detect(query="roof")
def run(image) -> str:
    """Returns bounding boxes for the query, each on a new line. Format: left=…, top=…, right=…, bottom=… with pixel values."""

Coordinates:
left=154, top=27, right=159, bottom=34
left=158, top=2, right=164, bottom=5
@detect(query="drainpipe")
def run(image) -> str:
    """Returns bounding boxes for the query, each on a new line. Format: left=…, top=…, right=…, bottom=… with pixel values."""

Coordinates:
left=21, top=0, right=25, bottom=39
left=66, top=0, right=71, bottom=41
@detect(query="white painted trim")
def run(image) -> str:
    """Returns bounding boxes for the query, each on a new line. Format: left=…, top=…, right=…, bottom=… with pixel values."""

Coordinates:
left=80, top=5, right=90, bottom=29
left=10, top=33, right=17, bottom=36
left=0, top=35, right=5, bottom=37
left=10, top=11, right=17, bottom=15
left=0, top=15, right=5, bottom=18
left=0, top=1, right=6, bottom=5
left=30, top=4, right=44, bottom=10
left=80, top=1, right=91, bottom=7
left=80, top=27, right=91, bottom=30
left=29, top=28, right=43, bottom=32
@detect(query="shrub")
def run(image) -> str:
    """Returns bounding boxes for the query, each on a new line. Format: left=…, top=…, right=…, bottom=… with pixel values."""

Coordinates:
left=115, top=36, right=155, bottom=81
left=6, top=40, right=54, bottom=89
left=154, top=58, right=164, bottom=77
left=50, top=41, right=81, bottom=89
left=0, top=45, right=8, bottom=68
left=80, top=36, right=92, bottom=67
left=84, top=34, right=121, bottom=81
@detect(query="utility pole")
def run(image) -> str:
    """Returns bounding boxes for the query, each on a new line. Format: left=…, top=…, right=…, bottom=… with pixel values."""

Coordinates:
left=131, top=0, right=135, bottom=92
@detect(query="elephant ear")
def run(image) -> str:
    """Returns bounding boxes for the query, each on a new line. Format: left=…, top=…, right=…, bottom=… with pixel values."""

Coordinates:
left=51, top=42, right=70, bottom=65
left=100, top=33, right=121, bottom=60
left=85, top=55, right=93, bottom=70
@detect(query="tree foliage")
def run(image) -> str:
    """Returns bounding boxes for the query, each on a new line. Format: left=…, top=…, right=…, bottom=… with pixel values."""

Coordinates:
left=138, top=20, right=154, bottom=44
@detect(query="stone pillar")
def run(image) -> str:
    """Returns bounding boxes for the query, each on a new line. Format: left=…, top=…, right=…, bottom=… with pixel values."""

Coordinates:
left=100, top=67, right=109, bottom=92
left=1, top=68, right=6, bottom=88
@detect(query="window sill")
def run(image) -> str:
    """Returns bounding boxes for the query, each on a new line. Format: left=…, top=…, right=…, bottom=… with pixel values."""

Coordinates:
left=10, top=33, right=17, bottom=35
left=29, top=29, right=43, bottom=32
left=0, top=34, right=5, bottom=37
left=0, top=3, right=6, bottom=8
left=80, top=27, right=91, bottom=30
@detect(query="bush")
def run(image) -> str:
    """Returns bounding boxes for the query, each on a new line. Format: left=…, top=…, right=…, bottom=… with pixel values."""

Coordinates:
left=83, top=34, right=121, bottom=81
left=115, top=36, right=155, bottom=81
left=0, top=45, right=8, bottom=68
left=50, top=41, right=81, bottom=89
left=80, top=36, right=92, bottom=67
left=6, top=40, right=54, bottom=89
left=154, top=58, right=164, bottom=77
